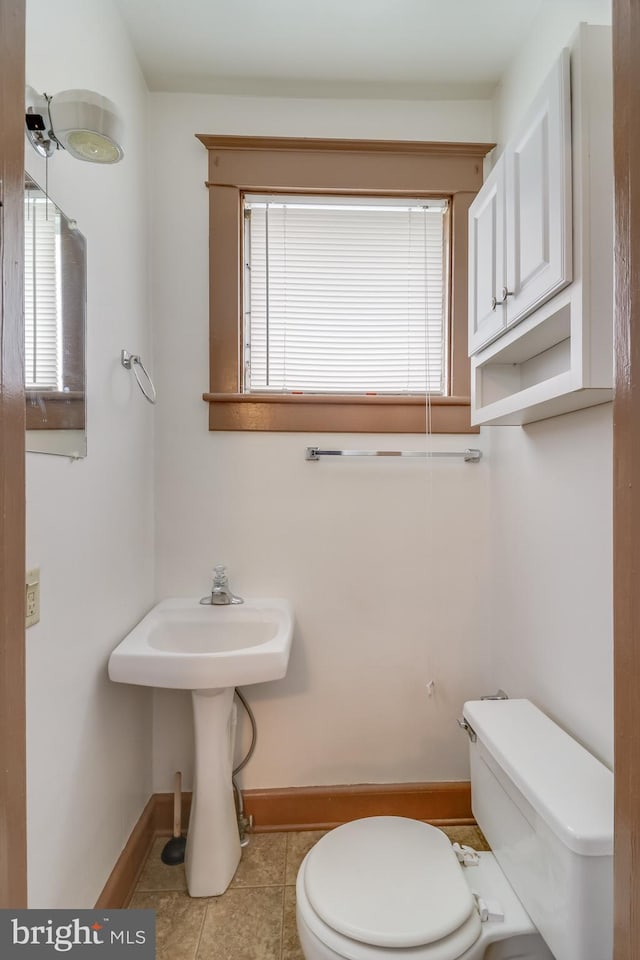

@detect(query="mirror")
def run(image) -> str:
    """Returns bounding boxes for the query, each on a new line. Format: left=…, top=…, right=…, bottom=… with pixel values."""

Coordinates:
left=24, top=173, right=86, bottom=458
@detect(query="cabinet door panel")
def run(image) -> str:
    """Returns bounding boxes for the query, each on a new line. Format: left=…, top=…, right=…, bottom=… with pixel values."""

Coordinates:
left=514, top=111, right=549, bottom=287
left=506, top=49, right=572, bottom=328
left=468, top=155, right=506, bottom=356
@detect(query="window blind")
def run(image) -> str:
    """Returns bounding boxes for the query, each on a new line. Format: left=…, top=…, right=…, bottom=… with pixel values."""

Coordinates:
left=244, top=196, right=448, bottom=395
left=24, top=197, right=61, bottom=390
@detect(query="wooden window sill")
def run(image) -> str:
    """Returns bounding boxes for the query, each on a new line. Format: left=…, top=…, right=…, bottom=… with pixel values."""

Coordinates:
left=203, top=393, right=479, bottom=434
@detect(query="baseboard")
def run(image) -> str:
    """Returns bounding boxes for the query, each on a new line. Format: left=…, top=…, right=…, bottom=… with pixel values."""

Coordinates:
left=95, top=796, right=156, bottom=909
left=154, top=780, right=473, bottom=834
left=97, top=781, right=472, bottom=907
left=242, top=781, right=473, bottom=831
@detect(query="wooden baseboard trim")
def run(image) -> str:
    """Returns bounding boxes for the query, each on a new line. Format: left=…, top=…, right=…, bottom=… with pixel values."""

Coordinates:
left=243, top=781, right=473, bottom=831
left=95, top=796, right=156, bottom=909
left=153, top=780, right=473, bottom=834
left=97, top=781, right=472, bottom=907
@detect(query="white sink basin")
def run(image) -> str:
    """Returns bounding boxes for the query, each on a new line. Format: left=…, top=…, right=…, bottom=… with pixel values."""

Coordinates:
left=108, top=597, right=293, bottom=690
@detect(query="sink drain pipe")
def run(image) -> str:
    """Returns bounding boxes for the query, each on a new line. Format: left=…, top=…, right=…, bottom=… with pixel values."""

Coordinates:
left=232, top=687, right=257, bottom=845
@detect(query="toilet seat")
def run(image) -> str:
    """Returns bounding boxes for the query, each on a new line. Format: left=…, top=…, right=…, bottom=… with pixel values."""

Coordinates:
left=301, top=817, right=482, bottom=958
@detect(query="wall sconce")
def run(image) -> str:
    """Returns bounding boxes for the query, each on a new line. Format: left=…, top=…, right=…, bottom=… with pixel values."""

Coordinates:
left=25, top=86, right=124, bottom=164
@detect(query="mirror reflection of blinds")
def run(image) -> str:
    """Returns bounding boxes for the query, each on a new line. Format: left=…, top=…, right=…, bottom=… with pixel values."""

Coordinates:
left=244, top=196, right=448, bottom=395
left=24, top=197, right=61, bottom=390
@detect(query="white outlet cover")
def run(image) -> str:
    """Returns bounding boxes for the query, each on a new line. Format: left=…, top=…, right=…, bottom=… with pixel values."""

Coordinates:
left=26, top=567, right=40, bottom=628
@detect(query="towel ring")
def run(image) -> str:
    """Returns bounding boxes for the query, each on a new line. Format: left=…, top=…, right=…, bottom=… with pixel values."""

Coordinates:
left=121, top=349, right=157, bottom=404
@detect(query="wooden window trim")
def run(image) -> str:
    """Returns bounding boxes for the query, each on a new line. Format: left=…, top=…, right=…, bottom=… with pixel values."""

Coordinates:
left=197, top=135, right=495, bottom=433
left=25, top=392, right=84, bottom=430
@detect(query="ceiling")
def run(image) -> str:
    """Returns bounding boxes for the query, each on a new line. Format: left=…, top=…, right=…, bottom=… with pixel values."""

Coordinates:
left=115, top=0, right=547, bottom=100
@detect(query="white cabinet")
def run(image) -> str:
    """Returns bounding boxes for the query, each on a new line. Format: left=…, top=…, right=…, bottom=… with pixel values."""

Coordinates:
left=468, top=155, right=506, bottom=354
left=468, top=50, right=572, bottom=357
left=469, top=25, right=613, bottom=426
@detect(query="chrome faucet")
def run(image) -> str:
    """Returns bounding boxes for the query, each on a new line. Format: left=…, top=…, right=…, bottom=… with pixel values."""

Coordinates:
left=200, top=565, right=244, bottom=605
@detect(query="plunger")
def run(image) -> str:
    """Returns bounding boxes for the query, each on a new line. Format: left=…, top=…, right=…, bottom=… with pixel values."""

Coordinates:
left=161, top=771, right=186, bottom=865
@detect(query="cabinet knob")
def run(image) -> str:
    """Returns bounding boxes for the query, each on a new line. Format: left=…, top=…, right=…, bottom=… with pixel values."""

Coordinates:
left=491, top=287, right=514, bottom=310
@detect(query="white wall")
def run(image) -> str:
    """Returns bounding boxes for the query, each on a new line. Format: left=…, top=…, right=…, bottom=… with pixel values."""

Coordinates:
left=25, top=0, right=154, bottom=907
left=494, top=0, right=611, bottom=144
left=487, top=0, right=613, bottom=766
left=149, top=93, right=494, bottom=792
left=487, top=408, right=613, bottom=764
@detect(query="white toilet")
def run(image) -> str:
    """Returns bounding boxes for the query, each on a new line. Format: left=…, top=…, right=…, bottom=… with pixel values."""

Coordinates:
left=296, top=698, right=613, bottom=960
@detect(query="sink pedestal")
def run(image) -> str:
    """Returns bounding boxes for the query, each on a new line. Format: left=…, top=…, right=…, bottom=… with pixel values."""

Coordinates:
left=185, top=687, right=241, bottom=897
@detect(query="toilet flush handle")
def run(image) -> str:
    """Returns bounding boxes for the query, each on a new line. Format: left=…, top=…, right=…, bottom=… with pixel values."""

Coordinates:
left=457, top=717, right=477, bottom=742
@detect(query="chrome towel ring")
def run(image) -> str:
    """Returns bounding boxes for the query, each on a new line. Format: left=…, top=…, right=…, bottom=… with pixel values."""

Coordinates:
left=121, top=349, right=157, bottom=404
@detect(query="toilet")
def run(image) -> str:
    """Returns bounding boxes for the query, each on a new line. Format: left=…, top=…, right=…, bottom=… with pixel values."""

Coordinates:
left=296, top=699, right=613, bottom=960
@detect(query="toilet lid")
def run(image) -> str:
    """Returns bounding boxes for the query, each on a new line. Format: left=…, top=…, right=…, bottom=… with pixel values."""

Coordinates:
left=303, top=817, right=476, bottom=949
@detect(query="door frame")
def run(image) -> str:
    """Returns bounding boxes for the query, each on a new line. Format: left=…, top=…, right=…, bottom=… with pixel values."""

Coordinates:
left=612, top=1, right=640, bottom=954
left=0, top=0, right=27, bottom=909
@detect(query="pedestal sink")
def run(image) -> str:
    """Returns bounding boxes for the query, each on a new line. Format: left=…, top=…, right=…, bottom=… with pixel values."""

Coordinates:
left=108, top=598, right=294, bottom=897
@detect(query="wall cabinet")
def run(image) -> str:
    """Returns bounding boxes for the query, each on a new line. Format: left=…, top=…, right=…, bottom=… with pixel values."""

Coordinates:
left=469, top=51, right=572, bottom=356
left=469, top=25, right=613, bottom=426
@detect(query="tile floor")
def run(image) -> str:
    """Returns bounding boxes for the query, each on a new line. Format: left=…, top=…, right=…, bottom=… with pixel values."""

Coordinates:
left=130, top=825, right=489, bottom=960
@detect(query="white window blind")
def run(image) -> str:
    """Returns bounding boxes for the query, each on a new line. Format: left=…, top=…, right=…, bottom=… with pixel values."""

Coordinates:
left=244, top=195, right=448, bottom=395
left=24, top=197, right=62, bottom=390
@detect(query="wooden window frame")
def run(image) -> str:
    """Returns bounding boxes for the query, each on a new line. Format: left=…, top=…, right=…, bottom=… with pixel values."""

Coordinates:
left=197, top=135, right=494, bottom=433
left=25, top=393, right=84, bottom=430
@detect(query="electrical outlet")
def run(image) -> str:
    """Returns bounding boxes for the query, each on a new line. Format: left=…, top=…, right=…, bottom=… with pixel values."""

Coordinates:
left=26, top=568, right=40, bottom=628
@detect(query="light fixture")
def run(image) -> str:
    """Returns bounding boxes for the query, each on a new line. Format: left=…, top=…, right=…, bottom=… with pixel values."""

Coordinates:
left=25, top=86, right=124, bottom=164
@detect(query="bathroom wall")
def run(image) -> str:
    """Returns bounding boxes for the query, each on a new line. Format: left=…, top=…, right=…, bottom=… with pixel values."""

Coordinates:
left=486, top=0, right=614, bottom=766
left=17, top=0, right=613, bottom=912
left=494, top=0, right=612, bottom=139
left=148, top=1, right=614, bottom=791
left=25, top=0, right=154, bottom=907
left=149, top=93, right=494, bottom=792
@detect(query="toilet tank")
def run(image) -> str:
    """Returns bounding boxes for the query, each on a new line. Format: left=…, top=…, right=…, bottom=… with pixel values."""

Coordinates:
left=463, top=699, right=613, bottom=960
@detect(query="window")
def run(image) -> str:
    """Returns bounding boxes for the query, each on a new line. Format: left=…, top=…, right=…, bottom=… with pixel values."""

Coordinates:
left=197, top=135, right=494, bottom=433
left=244, top=196, right=448, bottom=396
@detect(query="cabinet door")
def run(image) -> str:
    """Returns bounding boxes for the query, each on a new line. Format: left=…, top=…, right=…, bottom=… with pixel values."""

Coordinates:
left=505, top=49, right=572, bottom=328
left=468, top=154, right=506, bottom=356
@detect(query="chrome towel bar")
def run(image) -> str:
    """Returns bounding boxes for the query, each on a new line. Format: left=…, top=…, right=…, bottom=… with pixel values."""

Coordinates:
left=305, top=447, right=482, bottom=463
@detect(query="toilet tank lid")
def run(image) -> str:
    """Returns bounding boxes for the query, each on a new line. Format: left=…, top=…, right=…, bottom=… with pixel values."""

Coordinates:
left=463, top=699, right=613, bottom=856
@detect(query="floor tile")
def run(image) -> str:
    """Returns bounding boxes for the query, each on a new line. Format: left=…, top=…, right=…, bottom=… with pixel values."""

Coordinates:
left=129, top=890, right=206, bottom=960
left=197, top=886, right=284, bottom=960
left=230, top=832, right=287, bottom=888
left=282, top=886, right=304, bottom=960
left=441, top=824, right=491, bottom=851
left=136, top=836, right=187, bottom=892
left=284, top=831, right=327, bottom=886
